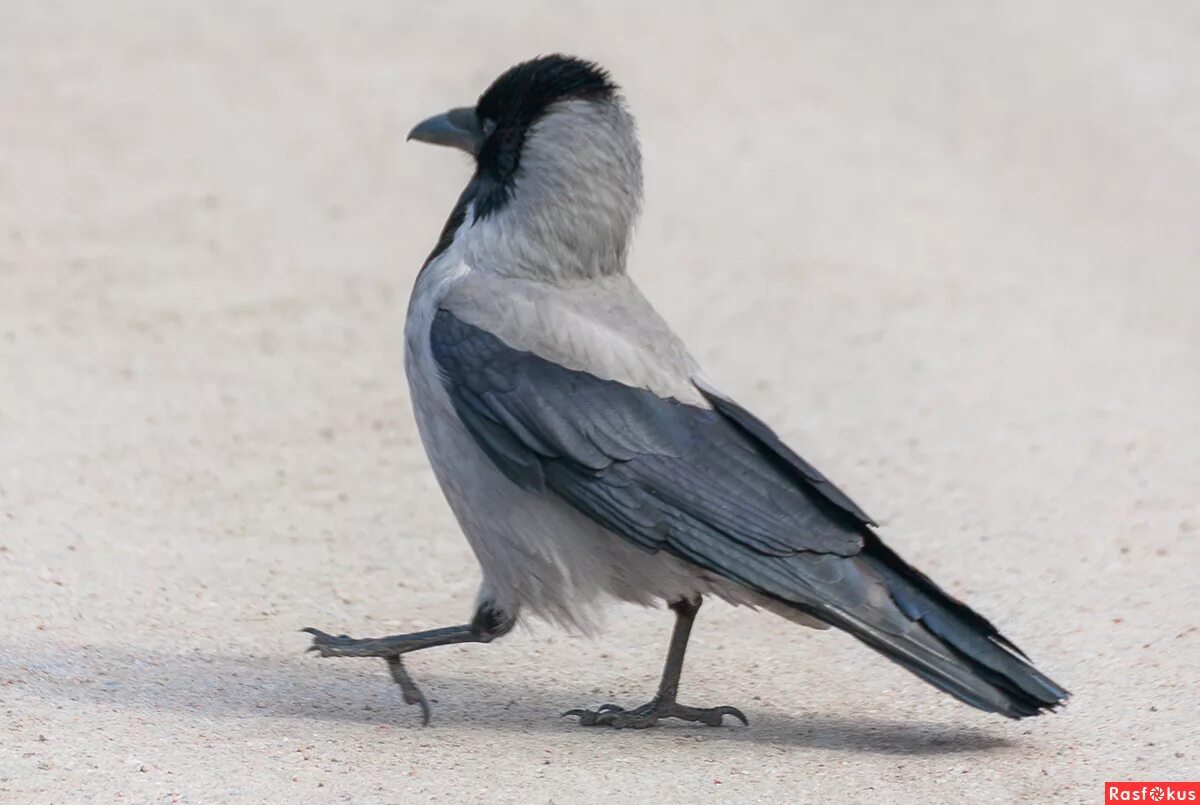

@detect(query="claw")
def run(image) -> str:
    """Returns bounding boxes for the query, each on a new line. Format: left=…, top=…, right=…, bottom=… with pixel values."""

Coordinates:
left=563, top=702, right=624, bottom=723
left=303, top=628, right=343, bottom=658
left=561, top=708, right=601, bottom=726
left=713, top=705, right=749, bottom=727
left=302, top=627, right=336, bottom=656
left=386, top=655, right=432, bottom=726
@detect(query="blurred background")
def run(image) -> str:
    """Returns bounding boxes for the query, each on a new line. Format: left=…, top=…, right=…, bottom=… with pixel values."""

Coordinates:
left=2, top=2, right=1198, bottom=803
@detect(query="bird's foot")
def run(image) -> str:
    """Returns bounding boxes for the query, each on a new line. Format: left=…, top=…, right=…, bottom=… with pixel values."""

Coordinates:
left=303, top=627, right=419, bottom=658
left=302, top=627, right=431, bottom=725
left=563, top=697, right=748, bottom=729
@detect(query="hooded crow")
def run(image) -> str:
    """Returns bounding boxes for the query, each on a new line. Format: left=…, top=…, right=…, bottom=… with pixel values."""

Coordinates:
left=304, top=55, right=1069, bottom=728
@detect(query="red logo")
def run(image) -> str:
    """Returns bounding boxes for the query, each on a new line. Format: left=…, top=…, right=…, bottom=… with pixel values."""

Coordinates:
left=1106, top=783, right=1200, bottom=802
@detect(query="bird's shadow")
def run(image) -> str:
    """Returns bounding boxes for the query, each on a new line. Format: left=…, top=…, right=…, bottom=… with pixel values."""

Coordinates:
left=7, top=638, right=1013, bottom=756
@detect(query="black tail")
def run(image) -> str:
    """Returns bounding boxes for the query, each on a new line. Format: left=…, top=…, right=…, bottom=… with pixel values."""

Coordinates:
left=701, top=385, right=1069, bottom=717
left=817, top=532, right=1069, bottom=719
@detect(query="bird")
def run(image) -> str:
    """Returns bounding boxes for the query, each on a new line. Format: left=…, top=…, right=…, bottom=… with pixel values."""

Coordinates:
left=304, top=54, right=1069, bottom=729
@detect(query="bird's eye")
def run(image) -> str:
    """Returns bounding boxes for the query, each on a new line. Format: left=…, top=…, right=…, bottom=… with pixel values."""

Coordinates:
left=481, top=118, right=497, bottom=139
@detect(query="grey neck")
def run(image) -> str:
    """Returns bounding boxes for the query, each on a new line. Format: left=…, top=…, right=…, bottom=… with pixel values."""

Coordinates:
left=458, top=99, right=643, bottom=283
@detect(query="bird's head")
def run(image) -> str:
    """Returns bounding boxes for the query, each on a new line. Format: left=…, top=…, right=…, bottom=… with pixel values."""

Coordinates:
left=409, top=55, right=642, bottom=281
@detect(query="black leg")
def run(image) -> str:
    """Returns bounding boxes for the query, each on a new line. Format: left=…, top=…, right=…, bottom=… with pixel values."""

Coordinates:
left=304, top=603, right=513, bottom=725
left=656, top=596, right=700, bottom=702
left=564, top=597, right=749, bottom=729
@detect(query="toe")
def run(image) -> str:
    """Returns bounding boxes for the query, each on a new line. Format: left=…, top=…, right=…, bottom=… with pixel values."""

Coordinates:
left=303, top=628, right=351, bottom=656
left=692, top=705, right=749, bottom=727
left=409, top=695, right=432, bottom=726
left=608, top=713, right=656, bottom=730
left=561, top=708, right=600, bottom=726
left=715, top=706, right=749, bottom=727
left=301, top=627, right=334, bottom=642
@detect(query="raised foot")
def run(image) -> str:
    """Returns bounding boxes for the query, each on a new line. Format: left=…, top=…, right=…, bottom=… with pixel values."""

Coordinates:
left=563, top=699, right=748, bottom=729
left=303, top=627, right=403, bottom=658
left=301, top=627, right=431, bottom=725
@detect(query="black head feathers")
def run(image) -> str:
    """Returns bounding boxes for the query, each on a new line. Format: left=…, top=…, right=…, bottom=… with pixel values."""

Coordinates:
left=471, top=55, right=619, bottom=209
left=418, top=56, right=628, bottom=260
left=475, top=55, right=618, bottom=131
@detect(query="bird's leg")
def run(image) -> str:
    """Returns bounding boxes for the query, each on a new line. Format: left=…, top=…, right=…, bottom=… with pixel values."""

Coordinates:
left=564, top=597, right=748, bottom=729
left=304, top=603, right=512, bottom=725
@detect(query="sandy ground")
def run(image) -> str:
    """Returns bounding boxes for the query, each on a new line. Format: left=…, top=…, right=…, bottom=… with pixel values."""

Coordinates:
left=2, top=2, right=1199, bottom=803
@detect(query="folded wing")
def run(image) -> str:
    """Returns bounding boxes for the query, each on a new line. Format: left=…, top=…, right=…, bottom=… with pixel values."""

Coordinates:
left=429, top=308, right=1068, bottom=717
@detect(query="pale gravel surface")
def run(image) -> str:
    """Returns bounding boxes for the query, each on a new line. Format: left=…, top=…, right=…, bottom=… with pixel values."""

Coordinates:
left=2, top=2, right=1199, bottom=803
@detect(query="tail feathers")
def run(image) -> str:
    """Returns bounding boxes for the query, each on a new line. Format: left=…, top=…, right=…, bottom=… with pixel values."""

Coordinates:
left=818, top=534, right=1070, bottom=719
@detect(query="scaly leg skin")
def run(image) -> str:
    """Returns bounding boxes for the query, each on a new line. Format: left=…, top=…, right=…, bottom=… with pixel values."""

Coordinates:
left=304, top=604, right=513, bottom=726
left=563, top=597, right=749, bottom=729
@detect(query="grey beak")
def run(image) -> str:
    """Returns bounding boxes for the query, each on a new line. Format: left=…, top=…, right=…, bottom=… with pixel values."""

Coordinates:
left=407, top=106, right=483, bottom=155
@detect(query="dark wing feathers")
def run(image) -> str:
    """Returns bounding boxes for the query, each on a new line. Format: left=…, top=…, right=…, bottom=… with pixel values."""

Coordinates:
left=429, top=310, right=1068, bottom=717
left=697, top=385, right=876, bottom=526
left=430, top=309, right=865, bottom=558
